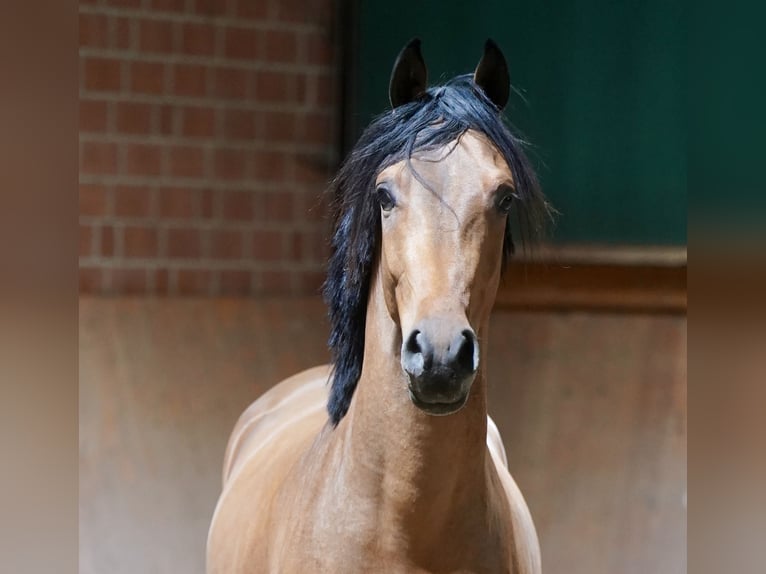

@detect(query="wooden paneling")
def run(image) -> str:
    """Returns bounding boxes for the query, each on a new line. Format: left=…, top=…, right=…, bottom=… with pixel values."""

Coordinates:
left=497, top=245, right=687, bottom=313
left=79, top=298, right=686, bottom=573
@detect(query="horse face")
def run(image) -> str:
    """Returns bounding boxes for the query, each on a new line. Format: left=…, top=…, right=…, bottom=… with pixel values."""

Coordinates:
left=375, top=130, right=515, bottom=415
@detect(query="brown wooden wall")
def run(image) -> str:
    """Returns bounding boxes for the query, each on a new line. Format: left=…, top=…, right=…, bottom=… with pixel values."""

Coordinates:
left=79, top=298, right=686, bottom=573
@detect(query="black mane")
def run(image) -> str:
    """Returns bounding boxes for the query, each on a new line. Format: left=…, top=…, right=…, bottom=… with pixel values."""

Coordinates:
left=323, top=74, right=550, bottom=425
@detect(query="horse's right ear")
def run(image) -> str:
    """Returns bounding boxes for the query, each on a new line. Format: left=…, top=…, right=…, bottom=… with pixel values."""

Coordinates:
left=389, top=38, right=428, bottom=108
left=473, top=39, right=510, bottom=111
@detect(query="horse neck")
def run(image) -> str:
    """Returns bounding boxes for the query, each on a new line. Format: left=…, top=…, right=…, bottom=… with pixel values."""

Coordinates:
left=334, top=270, right=492, bottom=548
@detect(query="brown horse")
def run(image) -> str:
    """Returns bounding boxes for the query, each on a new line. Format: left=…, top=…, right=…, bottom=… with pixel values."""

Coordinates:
left=207, top=39, right=550, bottom=573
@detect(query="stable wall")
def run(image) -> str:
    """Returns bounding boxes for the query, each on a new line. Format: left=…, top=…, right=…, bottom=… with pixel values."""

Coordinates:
left=79, top=298, right=686, bottom=574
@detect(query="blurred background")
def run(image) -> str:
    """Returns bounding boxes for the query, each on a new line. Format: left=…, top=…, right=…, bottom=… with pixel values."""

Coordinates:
left=79, top=1, right=686, bottom=573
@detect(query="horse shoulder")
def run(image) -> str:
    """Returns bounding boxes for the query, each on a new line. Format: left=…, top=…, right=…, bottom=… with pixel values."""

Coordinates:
left=222, top=364, right=331, bottom=484
left=207, top=365, right=332, bottom=574
left=486, top=415, right=542, bottom=574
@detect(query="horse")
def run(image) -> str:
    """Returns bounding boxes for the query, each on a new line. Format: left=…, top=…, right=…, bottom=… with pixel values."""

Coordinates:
left=207, top=38, right=550, bottom=573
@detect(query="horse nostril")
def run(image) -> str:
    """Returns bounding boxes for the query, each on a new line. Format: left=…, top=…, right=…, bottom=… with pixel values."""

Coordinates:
left=405, top=329, right=422, bottom=355
left=453, top=329, right=478, bottom=374
left=403, top=329, right=433, bottom=374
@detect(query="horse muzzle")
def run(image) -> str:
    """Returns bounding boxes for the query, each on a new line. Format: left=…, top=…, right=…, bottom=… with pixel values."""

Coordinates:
left=401, top=318, right=479, bottom=415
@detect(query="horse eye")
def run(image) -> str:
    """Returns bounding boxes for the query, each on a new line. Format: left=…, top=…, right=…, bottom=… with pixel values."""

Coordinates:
left=376, top=187, right=396, bottom=212
left=497, top=193, right=514, bottom=213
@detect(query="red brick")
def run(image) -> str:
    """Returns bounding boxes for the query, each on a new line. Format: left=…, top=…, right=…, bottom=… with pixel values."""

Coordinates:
left=254, top=70, right=291, bottom=102
left=292, top=153, right=329, bottom=184
left=172, top=64, right=208, bottom=97
left=83, top=57, right=122, bottom=92
left=79, top=267, right=102, bottom=293
left=138, top=19, right=174, bottom=53
left=123, top=226, right=159, bottom=258
left=81, top=141, right=118, bottom=175
left=211, top=67, right=247, bottom=100
left=221, top=191, right=252, bottom=221
left=214, top=148, right=246, bottom=180
left=219, top=270, right=251, bottom=295
left=175, top=268, right=211, bottom=295
left=100, top=226, right=115, bottom=257
left=259, top=111, right=295, bottom=142
left=259, top=270, right=292, bottom=293
left=79, top=13, right=109, bottom=48
left=151, top=0, right=187, bottom=11
left=115, top=102, right=152, bottom=135
left=303, top=112, right=333, bottom=145
left=298, top=191, right=329, bottom=222
left=252, top=230, right=283, bottom=261
left=80, top=184, right=109, bottom=217
left=222, top=108, right=255, bottom=140
left=209, top=229, right=244, bottom=259
left=201, top=189, right=215, bottom=218
left=287, top=230, right=302, bottom=261
left=80, top=100, right=109, bottom=133
left=314, top=0, right=335, bottom=20
left=252, top=150, right=285, bottom=181
left=160, top=187, right=197, bottom=218
left=181, top=22, right=216, bottom=56
left=167, top=228, right=201, bottom=258
left=130, top=61, right=165, bottom=94
left=303, top=30, right=334, bottom=65
left=258, top=190, right=294, bottom=221
left=262, top=30, right=297, bottom=63
left=245, top=67, right=260, bottom=98
left=295, top=73, right=308, bottom=102
left=114, top=185, right=152, bottom=217
left=181, top=106, right=215, bottom=138
left=153, top=268, right=170, bottom=294
left=113, top=17, right=133, bottom=50
left=125, top=143, right=163, bottom=176
left=80, top=225, right=94, bottom=257
left=315, top=73, right=335, bottom=106
left=193, top=0, right=228, bottom=17
left=110, top=268, right=147, bottom=294
left=104, top=0, right=142, bottom=7
left=224, top=26, right=258, bottom=60
left=298, top=230, right=328, bottom=262
left=298, top=270, right=326, bottom=294
left=276, top=0, right=314, bottom=22
left=234, top=0, right=269, bottom=19
left=159, top=105, right=176, bottom=135
left=169, top=146, right=205, bottom=178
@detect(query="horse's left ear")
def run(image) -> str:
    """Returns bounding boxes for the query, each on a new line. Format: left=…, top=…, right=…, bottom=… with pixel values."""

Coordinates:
left=473, top=39, right=510, bottom=111
left=389, top=38, right=428, bottom=108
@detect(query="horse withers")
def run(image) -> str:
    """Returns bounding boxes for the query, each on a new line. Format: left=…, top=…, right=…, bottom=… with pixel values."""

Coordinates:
left=207, top=38, right=550, bottom=574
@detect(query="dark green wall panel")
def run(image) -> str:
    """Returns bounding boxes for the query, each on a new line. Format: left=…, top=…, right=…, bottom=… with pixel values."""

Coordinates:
left=353, top=1, right=686, bottom=245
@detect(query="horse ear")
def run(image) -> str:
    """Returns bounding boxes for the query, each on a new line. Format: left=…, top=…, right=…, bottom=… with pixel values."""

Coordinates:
left=389, top=38, right=428, bottom=108
left=473, top=39, right=510, bottom=111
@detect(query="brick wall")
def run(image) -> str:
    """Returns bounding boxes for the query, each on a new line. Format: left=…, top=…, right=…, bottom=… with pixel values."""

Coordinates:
left=79, top=0, right=339, bottom=296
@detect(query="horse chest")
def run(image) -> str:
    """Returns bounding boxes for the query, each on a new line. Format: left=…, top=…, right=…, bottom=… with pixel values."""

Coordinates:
left=271, top=486, right=516, bottom=574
